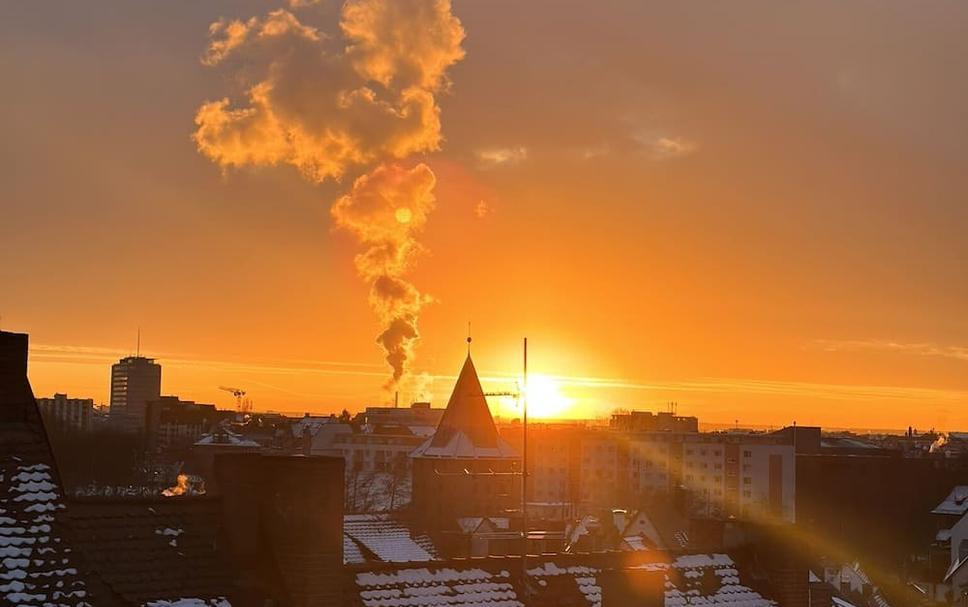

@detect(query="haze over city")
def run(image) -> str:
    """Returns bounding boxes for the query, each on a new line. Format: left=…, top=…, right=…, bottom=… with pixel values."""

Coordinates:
left=3, top=1, right=967, bottom=431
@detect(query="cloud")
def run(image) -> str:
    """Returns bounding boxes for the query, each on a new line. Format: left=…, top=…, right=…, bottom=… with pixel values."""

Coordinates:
left=193, top=0, right=465, bottom=183
left=475, top=146, right=528, bottom=169
left=811, top=339, right=968, bottom=363
left=633, top=134, right=697, bottom=160
left=580, top=144, right=611, bottom=160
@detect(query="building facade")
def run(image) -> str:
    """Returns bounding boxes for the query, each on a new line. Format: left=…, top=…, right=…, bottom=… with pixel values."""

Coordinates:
left=36, top=392, right=94, bottom=432
left=109, top=355, right=162, bottom=432
left=410, top=355, right=522, bottom=531
left=144, top=395, right=219, bottom=451
left=501, top=422, right=797, bottom=523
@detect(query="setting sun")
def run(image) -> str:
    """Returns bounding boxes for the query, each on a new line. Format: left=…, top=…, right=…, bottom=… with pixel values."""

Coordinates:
left=495, top=373, right=574, bottom=419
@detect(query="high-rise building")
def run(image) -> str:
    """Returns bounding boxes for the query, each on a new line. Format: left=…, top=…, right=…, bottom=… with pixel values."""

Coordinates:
left=109, top=356, right=161, bottom=432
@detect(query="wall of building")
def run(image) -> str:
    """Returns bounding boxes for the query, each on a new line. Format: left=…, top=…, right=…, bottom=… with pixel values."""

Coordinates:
left=500, top=423, right=797, bottom=524
left=109, top=356, right=161, bottom=432
left=36, top=393, right=94, bottom=432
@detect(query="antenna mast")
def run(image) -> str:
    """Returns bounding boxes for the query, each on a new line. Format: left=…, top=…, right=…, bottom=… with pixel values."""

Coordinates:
left=522, top=337, right=528, bottom=571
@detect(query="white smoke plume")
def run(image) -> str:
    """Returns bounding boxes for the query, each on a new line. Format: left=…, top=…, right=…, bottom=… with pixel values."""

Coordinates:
left=194, top=0, right=465, bottom=392
left=194, top=0, right=464, bottom=182
left=929, top=432, right=948, bottom=453
left=331, top=163, right=436, bottom=387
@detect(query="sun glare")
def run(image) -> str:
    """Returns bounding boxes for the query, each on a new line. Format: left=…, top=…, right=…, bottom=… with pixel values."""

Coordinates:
left=523, top=373, right=573, bottom=419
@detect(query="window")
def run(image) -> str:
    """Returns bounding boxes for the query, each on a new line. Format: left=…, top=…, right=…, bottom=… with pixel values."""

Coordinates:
left=743, top=477, right=751, bottom=485
left=743, top=450, right=752, bottom=458
left=743, top=490, right=752, bottom=498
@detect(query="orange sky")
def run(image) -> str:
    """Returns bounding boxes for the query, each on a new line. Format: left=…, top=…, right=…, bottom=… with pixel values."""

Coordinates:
left=1, top=1, right=967, bottom=431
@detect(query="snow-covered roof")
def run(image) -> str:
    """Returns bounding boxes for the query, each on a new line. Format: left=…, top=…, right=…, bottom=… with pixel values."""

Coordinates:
left=193, top=431, right=261, bottom=448
left=532, top=553, right=776, bottom=607
left=144, top=598, right=232, bottom=607
left=1, top=331, right=90, bottom=606
left=932, top=486, right=968, bottom=516
left=290, top=415, right=341, bottom=438
left=411, top=430, right=518, bottom=459
left=355, top=567, right=519, bottom=607
left=406, top=425, right=437, bottom=438
left=945, top=552, right=968, bottom=583
left=623, top=536, right=652, bottom=551
left=351, top=552, right=779, bottom=607
left=411, top=355, right=518, bottom=460
left=343, top=514, right=438, bottom=564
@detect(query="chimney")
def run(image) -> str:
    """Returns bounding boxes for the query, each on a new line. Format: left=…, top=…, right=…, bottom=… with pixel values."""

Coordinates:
left=600, top=568, right=664, bottom=606
left=214, top=452, right=264, bottom=565
left=259, top=455, right=345, bottom=607
left=0, top=331, right=33, bottom=422
left=214, top=453, right=345, bottom=606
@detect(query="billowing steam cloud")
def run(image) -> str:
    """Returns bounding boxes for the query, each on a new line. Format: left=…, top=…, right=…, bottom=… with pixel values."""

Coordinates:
left=331, top=163, right=436, bottom=386
left=194, top=0, right=465, bottom=392
left=194, top=0, right=464, bottom=183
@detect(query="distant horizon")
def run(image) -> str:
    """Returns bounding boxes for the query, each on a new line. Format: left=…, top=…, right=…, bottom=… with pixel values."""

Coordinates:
left=19, top=331, right=959, bottom=435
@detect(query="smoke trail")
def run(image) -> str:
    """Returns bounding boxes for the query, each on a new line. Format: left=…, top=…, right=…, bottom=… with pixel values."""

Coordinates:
left=193, top=0, right=464, bottom=391
left=331, top=163, right=436, bottom=387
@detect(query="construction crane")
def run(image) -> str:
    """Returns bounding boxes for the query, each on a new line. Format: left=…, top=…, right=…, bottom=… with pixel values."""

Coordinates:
left=219, top=386, right=251, bottom=414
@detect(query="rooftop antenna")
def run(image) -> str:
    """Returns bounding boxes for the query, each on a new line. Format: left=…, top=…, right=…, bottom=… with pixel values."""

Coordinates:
left=522, top=337, right=529, bottom=579
left=136, top=327, right=141, bottom=357
left=466, top=321, right=472, bottom=355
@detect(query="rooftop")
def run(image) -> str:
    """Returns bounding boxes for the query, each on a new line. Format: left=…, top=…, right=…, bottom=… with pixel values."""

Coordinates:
left=411, top=355, right=517, bottom=460
left=932, top=486, right=968, bottom=516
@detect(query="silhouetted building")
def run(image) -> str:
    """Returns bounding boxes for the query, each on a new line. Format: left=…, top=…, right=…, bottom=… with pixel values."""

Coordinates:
left=109, top=355, right=161, bottom=432
left=0, top=330, right=95, bottom=604
left=144, top=395, right=219, bottom=451
left=2, top=329, right=352, bottom=606
left=610, top=410, right=699, bottom=433
left=502, top=423, right=796, bottom=523
left=215, top=452, right=345, bottom=606
left=410, top=354, right=521, bottom=553
left=36, top=392, right=94, bottom=432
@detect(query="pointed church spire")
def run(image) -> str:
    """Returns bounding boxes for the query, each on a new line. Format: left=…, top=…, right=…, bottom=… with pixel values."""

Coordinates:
left=430, top=354, right=499, bottom=449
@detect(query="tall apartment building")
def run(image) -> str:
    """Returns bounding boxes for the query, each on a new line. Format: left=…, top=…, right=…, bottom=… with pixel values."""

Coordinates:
left=501, top=418, right=797, bottom=524
left=109, top=356, right=161, bottom=432
left=36, top=393, right=94, bottom=432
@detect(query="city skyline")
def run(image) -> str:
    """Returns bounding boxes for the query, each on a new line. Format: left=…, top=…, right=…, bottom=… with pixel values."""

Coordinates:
left=3, top=0, right=967, bottom=431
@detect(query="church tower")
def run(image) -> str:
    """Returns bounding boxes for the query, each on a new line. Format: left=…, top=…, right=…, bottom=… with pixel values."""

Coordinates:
left=410, top=354, right=521, bottom=534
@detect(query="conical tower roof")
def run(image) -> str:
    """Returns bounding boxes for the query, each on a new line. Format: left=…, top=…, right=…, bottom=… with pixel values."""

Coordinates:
left=411, top=355, right=517, bottom=459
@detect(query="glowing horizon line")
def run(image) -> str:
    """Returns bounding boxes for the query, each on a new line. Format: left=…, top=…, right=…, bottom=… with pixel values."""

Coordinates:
left=27, top=343, right=968, bottom=406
